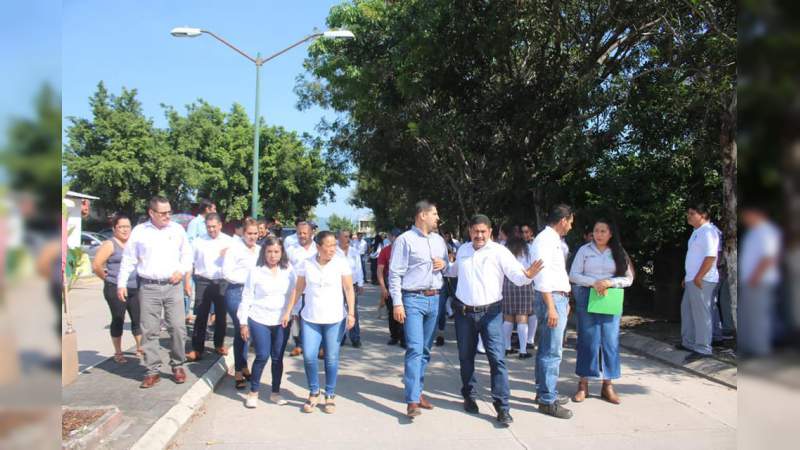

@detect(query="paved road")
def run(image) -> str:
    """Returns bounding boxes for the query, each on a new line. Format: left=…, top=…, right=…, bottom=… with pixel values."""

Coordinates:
left=172, top=285, right=736, bottom=450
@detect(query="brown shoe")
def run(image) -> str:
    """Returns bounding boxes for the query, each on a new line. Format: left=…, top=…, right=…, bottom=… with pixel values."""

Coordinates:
left=140, top=374, right=160, bottom=389
left=601, top=382, right=620, bottom=405
left=173, top=367, right=186, bottom=384
left=289, top=347, right=303, bottom=357
left=419, top=394, right=434, bottom=410
left=573, top=379, right=589, bottom=403
left=406, top=403, right=422, bottom=418
left=215, top=347, right=228, bottom=356
left=186, top=351, right=202, bottom=362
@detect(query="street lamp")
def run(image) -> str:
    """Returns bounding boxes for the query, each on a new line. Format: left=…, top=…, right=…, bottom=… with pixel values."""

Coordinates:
left=171, top=26, right=354, bottom=219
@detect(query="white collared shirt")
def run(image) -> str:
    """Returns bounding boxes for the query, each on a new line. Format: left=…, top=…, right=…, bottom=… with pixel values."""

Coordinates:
left=445, top=241, right=533, bottom=306
left=684, top=222, right=720, bottom=282
left=297, top=255, right=352, bottom=324
left=287, top=242, right=317, bottom=268
left=118, top=221, right=193, bottom=287
left=193, top=233, right=233, bottom=280
left=283, top=233, right=299, bottom=249
left=238, top=265, right=296, bottom=326
left=337, top=244, right=364, bottom=287
left=222, top=239, right=261, bottom=284
left=531, top=226, right=571, bottom=293
left=569, top=242, right=633, bottom=288
left=741, top=220, right=781, bottom=285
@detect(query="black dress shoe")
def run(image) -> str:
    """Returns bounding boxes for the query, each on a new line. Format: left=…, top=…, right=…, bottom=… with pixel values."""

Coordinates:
left=674, top=343, right=691, bottom=351
left=435, top=336, right=445, bottom=346
left=684, top=352, right=712, bottom=364
left=518, top=352, right=532, bottom=359
left=400, top=341, right=407, bottom=349
left=387, top=338, right=399, bottom=345
left=505, top=349, right=517, bottom=356
left=526, top=343, right=534, bottom=350
left=352, top=341, right=362, bottom=348
left=463, top=398, right=479, bottom=413
left=496, top=410, right=513, bottom=425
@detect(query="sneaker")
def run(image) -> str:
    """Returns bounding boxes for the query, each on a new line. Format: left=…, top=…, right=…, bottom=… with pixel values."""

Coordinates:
left=270, top=392, right=288, bottom=405
left=435, top=336, right=445, bottom=346
left=539, top=402, right=573, bottom=419
left=245, top=394, right=258, bottom=408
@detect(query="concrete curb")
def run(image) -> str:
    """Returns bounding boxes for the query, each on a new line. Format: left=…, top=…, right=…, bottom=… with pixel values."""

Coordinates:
left=619, top=331, right=737, bottom=389
left=62, top=406, right=123, bottom=450
left=129, top=350, right=234, bottom=450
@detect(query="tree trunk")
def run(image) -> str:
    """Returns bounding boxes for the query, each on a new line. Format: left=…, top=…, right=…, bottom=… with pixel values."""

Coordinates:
left=720, top=92, right=738, bottom=328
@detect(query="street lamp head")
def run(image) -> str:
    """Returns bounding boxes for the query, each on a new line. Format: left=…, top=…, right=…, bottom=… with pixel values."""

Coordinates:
left=322, top=29, right=355, bottom=39
left=171, top=27, right=203, bottom=38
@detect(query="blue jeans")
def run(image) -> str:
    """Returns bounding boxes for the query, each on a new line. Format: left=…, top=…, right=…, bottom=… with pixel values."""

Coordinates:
left=224, top=284, right=247, bottom=372
left=341, top=291, right=360, bottom=344
left=453, top=300, right=509, bottom=412
left=437, top=280, right=451, bottom=332
left=574, top=286, right=621, bottom=380
left=248, top=318, right=290, bottom=393
left=402, top=292, right=440, bottom=403
left=534, top=291, right=569, bottom=405
left=302, top=320, right=346, bottom=397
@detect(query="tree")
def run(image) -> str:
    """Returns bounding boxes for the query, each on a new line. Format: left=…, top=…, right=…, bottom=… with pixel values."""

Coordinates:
left=327, top=213, right=356, bottom=233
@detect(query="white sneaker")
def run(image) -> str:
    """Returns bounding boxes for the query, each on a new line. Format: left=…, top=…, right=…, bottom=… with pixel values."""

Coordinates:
left=270, top=393, right=288, bottom=405
left=245, top=394, right=258, bottom=408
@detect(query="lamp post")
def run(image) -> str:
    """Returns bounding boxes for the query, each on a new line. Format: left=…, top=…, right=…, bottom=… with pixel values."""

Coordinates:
left=171, top=27, right=354, bottom=219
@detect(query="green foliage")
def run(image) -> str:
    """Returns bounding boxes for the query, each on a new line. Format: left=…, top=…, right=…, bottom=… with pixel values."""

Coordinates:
left=327, top=213, right=356, bottom=233
left=64, top=82, right=347, bottom=220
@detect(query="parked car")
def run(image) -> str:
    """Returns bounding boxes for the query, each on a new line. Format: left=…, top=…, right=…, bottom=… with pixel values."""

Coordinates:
left=280, top=228, right=296, bottom=238
left=95, top=228, right=113, bottom=240
left=80, top=231, right=105, bottom=260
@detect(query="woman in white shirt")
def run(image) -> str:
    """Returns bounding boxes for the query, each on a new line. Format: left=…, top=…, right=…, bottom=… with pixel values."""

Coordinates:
left=281, top=231, right=356, bottom=414
left=238, top=236, right=295, bottom=408
left=223, top=218, right=260, bottom=389
left=568, top=219, right=633, bottom=405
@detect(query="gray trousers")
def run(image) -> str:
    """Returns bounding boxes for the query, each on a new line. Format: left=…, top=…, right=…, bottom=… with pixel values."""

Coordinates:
left=140, top=283, right=186, bottom=375
left=738, top=285, right=776, bottom=357
left=681, top=281, right=718, bottom=355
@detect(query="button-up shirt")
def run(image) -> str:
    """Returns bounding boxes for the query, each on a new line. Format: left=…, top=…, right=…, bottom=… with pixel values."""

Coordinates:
left=531, top=226, right=571, bottom=293
left=186, top=214, right=208, bottom=244
left=238, top=265, right=296, bottom=326
left=222, top=239, right=260, bottom=284
left=118, top=221, right=193, bottom=287
left=287, top=242, right=317, bottom=268
left=569, top=242, right=633, bottom=288
left=192, top=233, right=233, bottom=280
left=685, top=222, right=720, bottom=282
left=337, top=244, right=364, bottom=287
left=388, top=226, right=449, bottom=306
left=445, top=241, right=533, bottom=306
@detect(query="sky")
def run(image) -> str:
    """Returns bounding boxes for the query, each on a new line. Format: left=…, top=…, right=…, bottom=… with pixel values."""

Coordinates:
left=57, top=0, right=370, bottom=221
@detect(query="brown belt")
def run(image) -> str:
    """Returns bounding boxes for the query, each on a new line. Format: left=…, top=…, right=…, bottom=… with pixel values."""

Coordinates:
left=402, top=289, right=440, bottom=297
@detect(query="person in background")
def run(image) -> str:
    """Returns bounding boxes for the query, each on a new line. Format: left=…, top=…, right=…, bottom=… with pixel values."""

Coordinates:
left=238, top=237, right=294, bottom=408
left=281, top=231, right=356, bottom=414
left=337, top=229, right=365, bottom=347
left=282, top=218, right=305, bottom=249
left=222, top=218, right=260, bottom=389
left=256, top=219, right=269, bottom=244
left=569, top=219, right=634, bottom=405
left=186, top=199, right=216, bottom=244
left=355, top=232, right=369, bottom=283
left=500, top=223, right=537, bottom=359
left=521, top=224, right=535, bottom=245
left=285, top=221, right=317, bottom=356
left=92, top=213, right=143, bottom=363
left=739, top=204, right=782, bottom=357
left=370, top=233, right=385, bottom=284
left=678, top=203, right=720, bottom=363
left=378, top=228, right=405, bottom=347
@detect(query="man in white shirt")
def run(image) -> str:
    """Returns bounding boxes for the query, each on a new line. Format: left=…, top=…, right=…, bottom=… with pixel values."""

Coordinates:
left=337, top=230, right=366, bottom=347
left=445, top=214, right=542, bottom=425
left=286, top=221, right=317, bottom=356
left=354, top=232, right=369, bottom=283
left=186, top=213, right=233, bottom=361
left=118, top=196, right=193, bottom=388
left=532, top=204, right=575, bottom=419
left=282, top=218, right=306, bottom=249
left=739, top=204, right=782, bottom=357
left=679, top=204, right=720, bottom=362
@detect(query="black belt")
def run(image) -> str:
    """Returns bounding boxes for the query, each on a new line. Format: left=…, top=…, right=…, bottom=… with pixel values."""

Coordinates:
left=138, top=277, right=174, bottom=286
left=194, top=275, right=225, bottom=284
left=455, top=299, right=501, bottom=314
left=402, top=289, right=440, bottom=296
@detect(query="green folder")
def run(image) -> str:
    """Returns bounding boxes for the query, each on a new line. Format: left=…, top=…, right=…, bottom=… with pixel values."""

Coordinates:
left=588, top=288, right=624, bottom=315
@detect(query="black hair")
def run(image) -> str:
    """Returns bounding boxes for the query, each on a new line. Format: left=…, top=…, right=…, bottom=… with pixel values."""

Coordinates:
left=546, top=204, right=573, bottom=226
left=198, top=198, right=215, bottom=213
left=148, top=195, right=169, bottom=211
left=469, top=214, right=492, bottom=228
left=594, top=219, right=632, bottom=277
left=111, top=213, right=131, bottom=228
left=415, top=200, right=436, bottom=216
left=500, top=222, right=515, bottom=239
left=205, top=212, right=222, bottom=224
left=505, top=234, right=530, bottom=259
left=314, top=230, right=336, bottom=246
left=256, top=236, right=289, bottom=269
left=687, top=202, right=710, bottom=219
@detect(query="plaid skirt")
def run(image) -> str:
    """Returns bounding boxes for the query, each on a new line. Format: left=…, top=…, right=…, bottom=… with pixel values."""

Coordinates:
left=501, top=277, right=535, bottom=315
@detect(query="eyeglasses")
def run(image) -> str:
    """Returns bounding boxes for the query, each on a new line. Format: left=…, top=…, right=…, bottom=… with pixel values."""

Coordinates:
left=151, top=210, right=172, bottom=217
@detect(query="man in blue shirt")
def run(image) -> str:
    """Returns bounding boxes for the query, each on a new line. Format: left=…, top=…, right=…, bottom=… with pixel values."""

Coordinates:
left=186, top=199, right=216, bottom=244
left=389, top=200, right=449, bottom=418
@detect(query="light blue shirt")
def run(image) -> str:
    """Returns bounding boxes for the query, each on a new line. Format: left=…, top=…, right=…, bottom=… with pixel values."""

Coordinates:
left=186, top=214, right=208, bottom=244
left=388, top=226, right=449, bottom=306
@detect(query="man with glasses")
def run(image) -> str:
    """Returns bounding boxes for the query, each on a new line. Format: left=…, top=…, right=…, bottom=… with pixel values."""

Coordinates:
left=118, top=196, right=193, bottom=388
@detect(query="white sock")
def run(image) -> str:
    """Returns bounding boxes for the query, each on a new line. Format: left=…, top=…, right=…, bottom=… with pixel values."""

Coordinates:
left=517, top=324, right=528, bottom=354
left=502, top=321, right=514, bottom=350
left=527, top=314, right=538, bottom=344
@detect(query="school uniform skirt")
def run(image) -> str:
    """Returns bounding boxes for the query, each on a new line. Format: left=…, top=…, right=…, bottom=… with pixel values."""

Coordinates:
left=501, top=277, right=535, bottom=315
